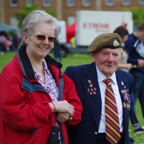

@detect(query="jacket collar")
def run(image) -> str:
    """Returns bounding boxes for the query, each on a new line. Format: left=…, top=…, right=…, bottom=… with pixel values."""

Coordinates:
left=81, top=63, right=129, bottom=128
left=82, top=62, right=128, bottom=90
left=82, top=63, right=129, bottom=102
left=115, top=69, right=129, bottom=102
left=17, top=45, right=63, bottom=81
left=82, top=63, right=101, bottom=128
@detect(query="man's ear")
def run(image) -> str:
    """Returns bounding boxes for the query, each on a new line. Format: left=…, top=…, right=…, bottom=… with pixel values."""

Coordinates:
left=91, top=52, right=96, bottom=62
left=136, top=29, right=140, bottom=36
left=120, top=50, right=123, bottom=60
left=136, top=29, right=140, bottom=33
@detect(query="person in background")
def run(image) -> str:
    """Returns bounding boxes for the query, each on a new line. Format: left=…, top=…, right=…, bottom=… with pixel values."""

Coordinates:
left=54, top=40, right=62, bottom=62
left=0, top=10, right=83, bottom=144
left=113, top=26, right=133, bottom=72
left=7, top=33, right=13, bottom=51
left=4, top=38, right=9, bottom=52
left=65, top=33, right=134, bottom=144
left=70, top=37, right=76, bottom=48
left=12, top=34, right=19, bottom=51
left=114, top=26, right=144, bottom=134
left=0, top=35, right=7, bottom=55
left=125, top=22, right=144, bottom=127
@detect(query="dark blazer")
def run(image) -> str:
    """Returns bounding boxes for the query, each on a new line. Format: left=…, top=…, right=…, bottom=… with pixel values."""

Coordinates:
left=65, top=62, right=134, bottom=144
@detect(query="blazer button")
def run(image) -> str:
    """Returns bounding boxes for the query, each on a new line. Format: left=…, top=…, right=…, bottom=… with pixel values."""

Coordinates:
left=94, top=132, right=97, bottom=135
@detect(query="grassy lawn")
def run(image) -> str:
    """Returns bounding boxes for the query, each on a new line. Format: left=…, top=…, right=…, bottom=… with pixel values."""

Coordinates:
left=0, top=51, right=144, bottom=143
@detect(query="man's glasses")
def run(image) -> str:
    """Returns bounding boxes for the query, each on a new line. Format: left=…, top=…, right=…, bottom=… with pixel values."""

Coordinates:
left=34, top=35, right=56, bottom=42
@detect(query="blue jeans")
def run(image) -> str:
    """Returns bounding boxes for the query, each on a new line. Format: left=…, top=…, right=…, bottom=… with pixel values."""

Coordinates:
left=54, top=49, right=62, bottom=62
left=129, top=92, right=140, bottom=127
left=130, top=71, right=144, bottom=118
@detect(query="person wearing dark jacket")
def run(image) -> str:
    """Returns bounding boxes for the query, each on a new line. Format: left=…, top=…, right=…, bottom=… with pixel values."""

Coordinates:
left=65, top=33, right=134, bottom=144
left=125, top=22, right=144, bottom=124
left=54, top=40, right=62, bottom=62
left=114, top=26, right=144, bottom=133
left=0, top=10, right=83, bottom=144
left=12, top=34, right=19, bottom=51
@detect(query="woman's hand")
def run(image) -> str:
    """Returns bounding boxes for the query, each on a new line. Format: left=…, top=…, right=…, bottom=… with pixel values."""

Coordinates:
left=56, top=112, right=72, bottom=123
left=49, top=100, right=74, bottom=118
left=54, top=100, right=74, bottom=117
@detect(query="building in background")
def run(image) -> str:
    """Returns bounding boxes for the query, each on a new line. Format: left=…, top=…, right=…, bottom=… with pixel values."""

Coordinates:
left=0, top=0, right=144, bottom=28
left=0, top=0, right=5, bottom=23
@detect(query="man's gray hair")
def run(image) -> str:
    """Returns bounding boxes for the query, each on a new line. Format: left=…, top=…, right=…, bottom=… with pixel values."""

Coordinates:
left=20, top=10, right=59, bottom=46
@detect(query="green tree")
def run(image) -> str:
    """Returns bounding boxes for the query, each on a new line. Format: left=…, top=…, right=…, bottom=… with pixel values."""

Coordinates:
left=132, top=6, right=144, bottom=26
left=123, top=6, right=144, bottom=26
left=15, top=4, right=56, bottom=29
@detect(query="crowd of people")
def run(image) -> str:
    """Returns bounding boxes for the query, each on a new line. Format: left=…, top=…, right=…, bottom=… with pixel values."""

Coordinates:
left=0, top=9, right=144, bottom=144
left=0, top=33, right=20, bottom=55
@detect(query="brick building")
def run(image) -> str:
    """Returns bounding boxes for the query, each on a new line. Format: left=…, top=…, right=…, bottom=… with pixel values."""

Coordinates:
left=0, top=0, right=144, bottom=28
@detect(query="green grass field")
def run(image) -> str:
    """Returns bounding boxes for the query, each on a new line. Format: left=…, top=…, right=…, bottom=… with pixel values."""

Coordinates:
left=0, top=51, right=144, bottom=143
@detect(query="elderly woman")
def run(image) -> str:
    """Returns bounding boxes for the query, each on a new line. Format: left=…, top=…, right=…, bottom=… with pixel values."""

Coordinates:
left=0, top=10, right=83, bottom=144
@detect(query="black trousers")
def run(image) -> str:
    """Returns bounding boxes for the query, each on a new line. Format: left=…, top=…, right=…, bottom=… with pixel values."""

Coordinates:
left=97, top=133, right=124, bottom=144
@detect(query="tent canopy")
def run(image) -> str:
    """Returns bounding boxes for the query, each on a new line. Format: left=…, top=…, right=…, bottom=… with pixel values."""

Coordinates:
left=66, top=22, right=76, bottom=44
left=0, top=23, right=20, bottom=32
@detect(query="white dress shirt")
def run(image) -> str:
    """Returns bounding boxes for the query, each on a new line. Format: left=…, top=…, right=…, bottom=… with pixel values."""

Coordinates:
left=96, top=66, right=123, bottom=133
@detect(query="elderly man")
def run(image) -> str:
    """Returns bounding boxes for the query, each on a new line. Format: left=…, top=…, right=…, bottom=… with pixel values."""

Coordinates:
left=65, top=33, right=134, bottom=144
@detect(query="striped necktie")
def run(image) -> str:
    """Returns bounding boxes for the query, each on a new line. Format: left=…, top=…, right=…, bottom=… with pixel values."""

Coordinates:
left=104, top=78, right=121, bottom=144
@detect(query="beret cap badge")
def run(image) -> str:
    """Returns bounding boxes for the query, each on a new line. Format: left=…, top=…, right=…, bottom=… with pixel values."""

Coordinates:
left=87, top=33, right=122, bottom=53
left=113, top=39, right=119, bottom=47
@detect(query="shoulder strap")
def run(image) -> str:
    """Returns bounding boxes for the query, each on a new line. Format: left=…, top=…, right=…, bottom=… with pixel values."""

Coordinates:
left=58, top=72, right=64, bottom=101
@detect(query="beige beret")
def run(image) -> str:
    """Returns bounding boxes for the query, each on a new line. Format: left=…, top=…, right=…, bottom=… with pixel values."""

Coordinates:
left=87, top=33, right=122, bottom=53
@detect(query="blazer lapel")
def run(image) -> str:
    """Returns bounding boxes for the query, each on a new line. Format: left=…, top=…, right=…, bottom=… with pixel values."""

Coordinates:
left=82, top=63, right=102, bottom=128
left=116, top=70, right=129, bottom=134
left=116, top=70, right=128, bottom=103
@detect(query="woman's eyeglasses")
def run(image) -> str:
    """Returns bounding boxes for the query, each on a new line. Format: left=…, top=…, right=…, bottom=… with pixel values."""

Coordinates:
left=34, top=35, right=56, bottom=42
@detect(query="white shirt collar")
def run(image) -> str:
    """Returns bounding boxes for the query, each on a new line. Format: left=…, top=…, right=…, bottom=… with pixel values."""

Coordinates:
left=96, top=65, right=117, bottom=85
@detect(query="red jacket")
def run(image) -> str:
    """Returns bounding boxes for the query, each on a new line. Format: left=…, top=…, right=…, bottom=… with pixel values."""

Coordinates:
left=0, top=46, right=83, bottom=144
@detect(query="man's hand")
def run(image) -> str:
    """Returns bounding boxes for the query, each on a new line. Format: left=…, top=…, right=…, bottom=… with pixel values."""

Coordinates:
left=138, top=59, right=144, bottom=68
left=127, top=63, right=133, bottom=69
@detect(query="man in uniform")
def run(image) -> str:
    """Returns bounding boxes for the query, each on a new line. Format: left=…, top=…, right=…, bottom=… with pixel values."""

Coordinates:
left=65, top=33, right=134, bottom=144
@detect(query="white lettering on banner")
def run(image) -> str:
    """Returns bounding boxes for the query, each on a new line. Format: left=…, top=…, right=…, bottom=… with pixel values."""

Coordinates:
left=83, top=23, right=110, bottom=32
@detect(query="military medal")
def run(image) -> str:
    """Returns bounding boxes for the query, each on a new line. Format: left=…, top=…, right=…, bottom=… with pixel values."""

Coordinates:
left=87, top=79, right=96, bottom=95
left=123, top=92, right=131, bottom=110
